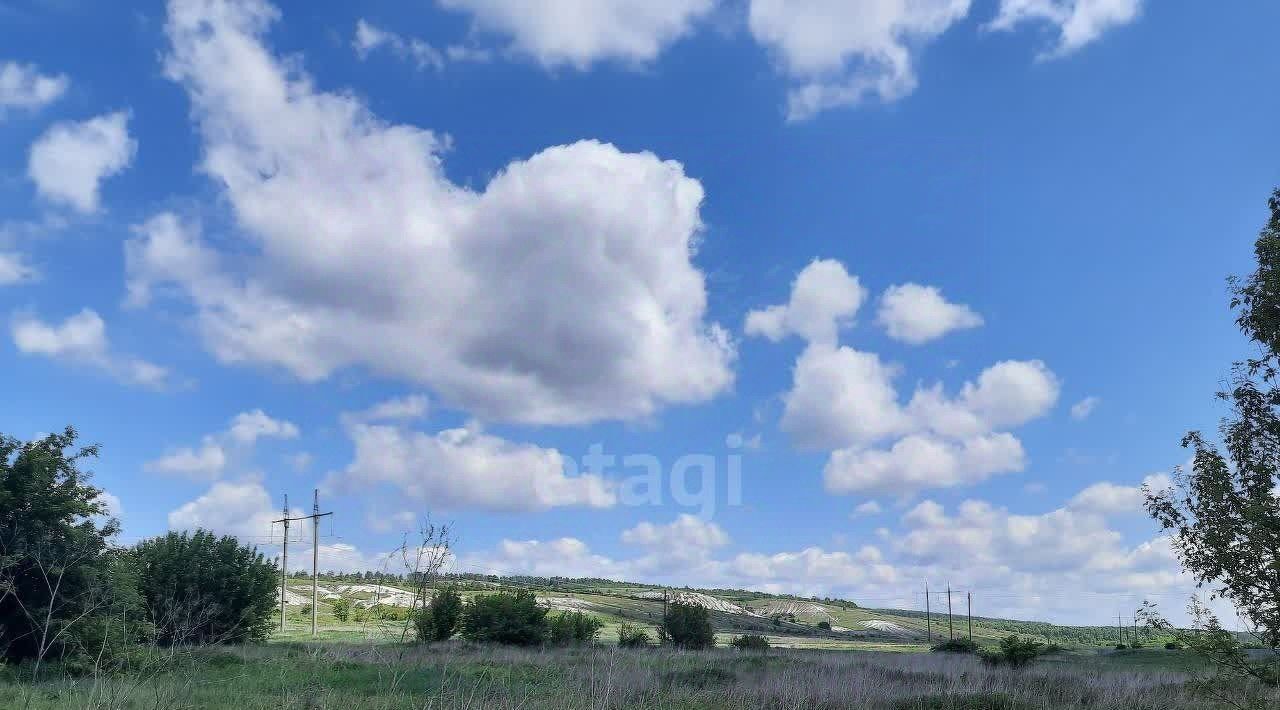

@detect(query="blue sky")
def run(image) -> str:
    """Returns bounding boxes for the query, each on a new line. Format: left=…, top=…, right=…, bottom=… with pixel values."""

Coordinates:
left=2, top=0, right=1278, bottom=625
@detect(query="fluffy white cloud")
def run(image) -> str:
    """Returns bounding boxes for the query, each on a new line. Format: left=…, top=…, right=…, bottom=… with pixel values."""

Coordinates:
left=952, top=360, right=1060, bottom=431
left=168, top=480, right=283, bottom=539
left=145, top=408, right=300, bottom=480
left=0, top=61, right=67, bottom=113
left=438, top=0, right=716, bottom=68
left=10, top=309, right=168, bottom=387
left=989, top=0, right=1142, bottom=58
left=145, top=441, right=228, bottom=479
left=748, top=0, right=972, bottom=120
left=825, top=432, right=1025, bottom=495
left=876, top=283, right=982, bottom=344
left=27, top=111, right=136, bottom=213
left=1070, top=395, right=1100, bottom=420
left=0, top=252, right=36, bottom=285
left=745, top=259, right=866, bottom=345
left=780, top=343, right=910, bottom=450
left=227, top=409, right=300, bottom=444
left=330, top=421, right=615, bottom=512
left=622, top=514, right=729, bottom=550
left=459, top=537, right=628, bottom=579
left=137, top=0, right=734, bottom=426
left=1069, top=473, right=1171, bottom=515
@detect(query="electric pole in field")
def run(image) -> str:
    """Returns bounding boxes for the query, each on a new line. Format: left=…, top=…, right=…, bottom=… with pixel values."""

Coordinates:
left=275, top=494, right=290, bottom=632
left=946, top=586, right=954, bottom=640
left=924, top=582, right=932, bottom=642
left=967, top=592, right=972, bottom=641
left=272, top=489, right=333, bottom=637
left=1118, top=613, right=1124, bottom=645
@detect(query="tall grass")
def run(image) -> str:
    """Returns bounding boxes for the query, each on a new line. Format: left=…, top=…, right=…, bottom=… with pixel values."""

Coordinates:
left=2, top=642, right=1274, bottom=709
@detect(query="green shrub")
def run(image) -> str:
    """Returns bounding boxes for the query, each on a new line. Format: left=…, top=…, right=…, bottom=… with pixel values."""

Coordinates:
left=730, top=634, right=770, bottom=651
left=415, top=587, right=463, bottom=642
left=133, top=529, right=278, bottom=646
left=298, top=604, right=313, bottom=618
left=1115, top=643, right=1127, bottom=650
left=931, top=637, right=980, bottom=654
left=371, top=604, right=410, bottom=622
left=353, top=607, right=369, bottom=623
left=816, top=621, right=832, bottom=631
left=0, top=428, right=141, bottom=665
left=548, top=611, right=604, bottom=645
left=617, top=622, right=651, bottom=648
left=980, top=636, right=1045, bottom=668
left=1165, top=641, right=1182, bottom=650
left=461, top=590, right=548, bottom=646
left=331, top=597, right=351, bottom=623
left=663, top=601, right=715, bottom=650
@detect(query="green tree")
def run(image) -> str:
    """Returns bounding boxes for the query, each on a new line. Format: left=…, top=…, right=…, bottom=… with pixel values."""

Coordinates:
left=663, top=601, right=714, bottom=649
left=415, top=587, right=462, bottom=642
left=548, top=610, right=603, bottom=645
left=0, top=428, right=136, bottom=670
left=331, top=597, right=352, bottom=623
left=1144, top=189, right=1280, bottom=689
left=132, top=530, right=278, bottom=645
left=460, top=590, right=547, bottom=646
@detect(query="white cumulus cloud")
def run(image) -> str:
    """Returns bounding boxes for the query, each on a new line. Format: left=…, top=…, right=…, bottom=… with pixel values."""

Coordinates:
left=136, top=0, right=734, bottom=426
left=329, top=421, right=615, bottom=512
left=0, top=61, right=68, bottom=114
left=748, top=0, right=972, bottom=120
left=745, top=258, right=866, bottom=345
left=1070, top=395, right=1100, bottom=420
left=989, top=0, right=1142, bottom=58
left=27, top=111, right=136, bottom=213
left=877, top=283, right=983, bottom=344
left=10, top=309, right=168, bottom=388
left=438, top=0, right=716, bottom=68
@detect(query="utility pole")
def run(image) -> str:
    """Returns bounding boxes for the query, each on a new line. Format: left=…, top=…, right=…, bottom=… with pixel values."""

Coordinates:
left=924, top=582, right=932, bottom=642
left=662, top=589, right=669, bottom=646
left=272, top=490, right=333, bottom=637
left=1118, top=613, right=1124, bottom=645
left=946, top=586, right=954, bottom=640
left=967, top=592, right=972, bottom=641
left=275, top=494, right=289, bottom=632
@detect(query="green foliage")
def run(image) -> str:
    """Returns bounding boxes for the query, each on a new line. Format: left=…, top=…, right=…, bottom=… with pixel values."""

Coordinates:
left=0, top=427, right=135, bottom=665
left=816, top=620, right=832, bottom=631
left=1145, top=188, right=1280, bottom=653
left=663, top=601, right=715, bottom=650
left=298, top=604, right=312, bottom=617
left=330, top=597, right=351, bottom=622
left=617, top=622, right=651, bottom=648
left=931, top=637, right=979, bottom=654
left=132, top=529, right=278, bottom=646
left=370, top=604, right=410, bottom=621
left=415, top=587, right=462, bottom=642
left=460, top=590, right=548, bottom=646
left=729, top=634, right=770, bottom=651
left=1165, top=641, right=1182, bottom=650
left=548, top=611, right=604, bottom=645
left=978, top=636, right=1046, bottom=669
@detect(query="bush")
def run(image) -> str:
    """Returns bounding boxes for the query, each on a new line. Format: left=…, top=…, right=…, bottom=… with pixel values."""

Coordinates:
left=816, top=621, right=832, bottom=631
left=0, top=428, right=140, bottom=665
left=980, top=635, right=1045, bottom=668
left=371, top=604, right=411, bottom=622
left=1115, top=643, right=1128, bottom=650
left=931, top=637, right=980, bottom=654
left=331, top=597, right=351, bottom=622
left=730, top=634, right=770, bottom=651
left=133, top=529, right=278, bottom=646
left=461, top=590, right=547, bottom=646
left=298, top=604, right=313, bottom=618
left=617, top=622, right=651, bottom=648
left=663, top=601, right=715, bottom=650
left=415, top=587, right=462, bottom=642
left=548, top=611, right=604, bottom=645
left=1165, top=641, right=1183, bottom=650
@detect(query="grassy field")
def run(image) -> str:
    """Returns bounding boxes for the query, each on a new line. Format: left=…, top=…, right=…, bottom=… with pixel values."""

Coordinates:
left=8, top=576, right=1255, bottom=708
left=3, top=641, right=1274, bottom=710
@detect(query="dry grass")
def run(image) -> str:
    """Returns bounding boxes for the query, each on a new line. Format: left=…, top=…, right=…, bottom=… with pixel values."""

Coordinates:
left=3, top=642, right=1275, bottom=709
